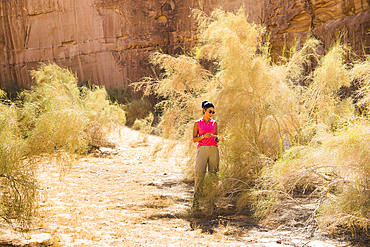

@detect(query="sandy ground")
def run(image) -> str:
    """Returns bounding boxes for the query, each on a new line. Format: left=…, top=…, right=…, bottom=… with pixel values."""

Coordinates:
left=0, top=127, right=358, bottom=246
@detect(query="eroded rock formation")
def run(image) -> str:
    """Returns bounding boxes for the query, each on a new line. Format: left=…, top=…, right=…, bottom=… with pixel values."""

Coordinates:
left=0, top=0, right=369, bottom=93
left=265, top=0, right=370, bottom=57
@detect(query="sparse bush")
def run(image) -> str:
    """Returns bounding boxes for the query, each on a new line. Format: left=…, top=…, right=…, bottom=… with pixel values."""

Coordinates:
left=137, top=6, right=370, bottom=234
left=133, top=112, right=154, bottom=133
left=0, top=63, right=125, bottom=229
left=21, top=63, right=125, bottom=154
left=124, top=98, right=152, bottom=126
left=0, top=100, right=36, bottom=229
left=137, top=7, right=301, bottom=209
left=107, top=87, right=132, bottom=105
left=79, top=85, right=126, bottom=148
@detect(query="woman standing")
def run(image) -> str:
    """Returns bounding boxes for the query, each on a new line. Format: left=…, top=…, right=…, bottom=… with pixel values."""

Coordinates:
left=192, top=101, right=223, bottom=210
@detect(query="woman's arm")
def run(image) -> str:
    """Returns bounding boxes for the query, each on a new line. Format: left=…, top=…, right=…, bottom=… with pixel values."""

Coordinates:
left=193, top=122, right=202, bottom=143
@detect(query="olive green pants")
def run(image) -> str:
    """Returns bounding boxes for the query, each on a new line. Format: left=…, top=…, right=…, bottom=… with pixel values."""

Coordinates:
left=194, top=145, right=219, bottom=200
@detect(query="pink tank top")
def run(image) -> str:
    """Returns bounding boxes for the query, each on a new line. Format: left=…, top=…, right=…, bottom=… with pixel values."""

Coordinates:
left=196, top=118, right=218, bottom=148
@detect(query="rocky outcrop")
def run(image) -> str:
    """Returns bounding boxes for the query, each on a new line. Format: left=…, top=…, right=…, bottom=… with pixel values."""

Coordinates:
left=0, top=0, right=264, bottom=93
left=0, top=0, right=369, bottom=93
left=265, top=0, right=370, bottom=57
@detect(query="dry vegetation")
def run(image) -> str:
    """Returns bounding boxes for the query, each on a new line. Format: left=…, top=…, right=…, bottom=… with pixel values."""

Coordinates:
left=1, top=6, right=370, bottom=245
left=2, top=127, right=350, bottom=246
left=0, top=63, right=125, bottom=230
left=135, top=7, right=370, bottom=235
left=0, top=61, right=359, bottom=246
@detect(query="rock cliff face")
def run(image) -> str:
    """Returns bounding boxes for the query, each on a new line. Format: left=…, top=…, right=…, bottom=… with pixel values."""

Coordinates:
left=0, top=0, right=369, bottom=93
left=0, top=0, right=264, bottom=92
left=264, top=0, right=370, bottom=57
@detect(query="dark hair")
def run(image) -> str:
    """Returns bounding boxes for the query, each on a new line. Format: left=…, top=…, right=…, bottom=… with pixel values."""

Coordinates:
left=202, top=100, right=215, bottom=110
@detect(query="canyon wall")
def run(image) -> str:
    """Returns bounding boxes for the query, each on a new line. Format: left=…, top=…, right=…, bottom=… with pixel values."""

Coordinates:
left=0, top=0, right=369, bottom=94
left=265, top=0, right=370, bottom=57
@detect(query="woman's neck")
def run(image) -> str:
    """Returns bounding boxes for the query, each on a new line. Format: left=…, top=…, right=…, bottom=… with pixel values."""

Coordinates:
left=203, top=116, right=211, bottom=123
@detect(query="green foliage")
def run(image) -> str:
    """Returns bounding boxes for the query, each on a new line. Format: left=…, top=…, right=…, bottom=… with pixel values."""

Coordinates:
left=138, top=6, right=370, bottom=234
left=0, top=63, right=125, bottom=229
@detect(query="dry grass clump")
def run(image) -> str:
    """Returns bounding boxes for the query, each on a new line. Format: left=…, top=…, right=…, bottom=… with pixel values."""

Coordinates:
left=315, top=124, right=370, bottom=233
left=258, top=120, right=370, bottom=232
left=0, top=63, right=125, bottom=230
left=137, top=6, right=370, bottom=234
left=0, top=99, right=37, bottom=229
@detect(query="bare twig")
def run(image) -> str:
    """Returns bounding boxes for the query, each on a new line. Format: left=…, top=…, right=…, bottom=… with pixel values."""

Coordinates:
left=300, top=240, right=311, bottom=247
left=305, top=178, right=353, bottom=229
left=254, top=189, right=313, bottom=211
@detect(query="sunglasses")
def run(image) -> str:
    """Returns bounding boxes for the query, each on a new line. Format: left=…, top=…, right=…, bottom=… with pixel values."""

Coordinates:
left=208, top=109, right=215, bottom=114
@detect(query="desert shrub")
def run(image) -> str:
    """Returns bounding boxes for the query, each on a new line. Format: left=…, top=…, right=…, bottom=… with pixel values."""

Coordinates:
left=254, top=47, right=370, bottom=233
left=133, top=112, right=154, bottom=133
left=0, top=96, right=36, bottom=229
left=79, top=86, right=126, bottom=148
left=21, top=64, right=88, bottom=154
left=136, top=7, right=302, bottom=208
left=137, top=6, right=370, bottom=234
left=107, top=87, right=132, bottom=105
left=0, top=63, right=125, bottom=230
left=21, top=63, right=125, bottom=154
left=124, top=98, right=152, bottom=126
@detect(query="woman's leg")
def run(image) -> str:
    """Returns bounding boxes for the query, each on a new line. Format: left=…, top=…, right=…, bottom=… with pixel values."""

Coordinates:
left=207, top=146, right=219, bottom=215
left=194, top=146, right=208, bottom=200
left=208, top=146, right=219, bottom=174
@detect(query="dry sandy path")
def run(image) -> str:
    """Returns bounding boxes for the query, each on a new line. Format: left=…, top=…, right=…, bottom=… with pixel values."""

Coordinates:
left=1, top=127, right=354, bottom=246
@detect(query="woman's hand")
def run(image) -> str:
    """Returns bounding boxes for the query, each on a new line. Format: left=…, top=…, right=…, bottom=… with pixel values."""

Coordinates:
left=215, top=135, right=225, bottom=142
left=203, top=133, right=212, bottom=138
left=218, top=136, right=226, bottom=141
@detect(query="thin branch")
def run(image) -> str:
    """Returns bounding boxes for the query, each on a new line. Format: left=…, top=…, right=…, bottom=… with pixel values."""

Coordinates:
left=305, top=178, right=353, bottom=228
left=254, top=189, right=313, bottom=211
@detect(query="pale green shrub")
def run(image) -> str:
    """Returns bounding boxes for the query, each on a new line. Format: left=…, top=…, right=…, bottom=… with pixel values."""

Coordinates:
left=22, top=63, right=125, bottom=154
left=0, top=63, right=125, bottom=229
left=0, top=101, right=36, bottom=229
